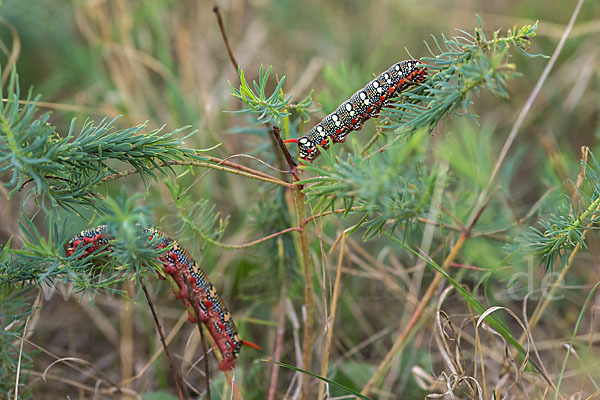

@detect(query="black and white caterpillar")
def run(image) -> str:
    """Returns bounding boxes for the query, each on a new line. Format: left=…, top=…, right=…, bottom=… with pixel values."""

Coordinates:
left=284, top=60, right=427, bottom=161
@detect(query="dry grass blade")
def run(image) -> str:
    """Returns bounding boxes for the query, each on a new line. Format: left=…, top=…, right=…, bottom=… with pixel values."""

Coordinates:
left=0, top=16, right=20, bottom=85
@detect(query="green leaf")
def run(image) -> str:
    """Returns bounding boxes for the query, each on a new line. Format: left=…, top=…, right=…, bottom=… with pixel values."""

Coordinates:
left=264, top=360, right=373, bottom=400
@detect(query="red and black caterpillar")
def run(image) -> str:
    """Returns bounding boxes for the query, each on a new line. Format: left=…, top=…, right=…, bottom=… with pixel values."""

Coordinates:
left=66, top=225, right=259, bottom=371
left=284, top=60, right=427, bottom=161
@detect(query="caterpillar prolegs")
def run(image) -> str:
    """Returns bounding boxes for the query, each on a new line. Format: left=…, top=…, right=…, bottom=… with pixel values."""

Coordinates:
left=284, top=60, right=427, bottom=162
left=66, top=226, right=260, bottom=371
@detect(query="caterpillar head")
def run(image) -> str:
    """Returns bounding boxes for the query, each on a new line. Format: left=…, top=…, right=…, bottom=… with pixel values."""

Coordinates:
left=297, top=136, right=318, bottom=161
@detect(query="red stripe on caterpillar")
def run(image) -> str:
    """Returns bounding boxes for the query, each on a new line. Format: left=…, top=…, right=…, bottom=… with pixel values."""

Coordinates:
left=66, top=225, right=260, bottom=371
left=284, top=60, right=427, bottom=162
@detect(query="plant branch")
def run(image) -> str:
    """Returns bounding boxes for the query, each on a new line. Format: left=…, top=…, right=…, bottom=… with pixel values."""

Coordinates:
left=212, top=5, right=239, bottom=72
left=271, top=125, right=299, bottom=179
left=293, top=186, right=315, bottom=400
left=185, top=226, right=301, bottom=250
left=207, top=155, right=283, bottom=180
left=101, top=159, right=292, bottom=188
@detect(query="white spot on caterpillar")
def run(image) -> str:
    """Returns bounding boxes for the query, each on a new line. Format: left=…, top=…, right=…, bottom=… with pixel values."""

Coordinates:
left=373, top=81, right=379, bottom=88
left=359, top=92, right=367, bottom=100
left=345, top=103, right=352, bottom=111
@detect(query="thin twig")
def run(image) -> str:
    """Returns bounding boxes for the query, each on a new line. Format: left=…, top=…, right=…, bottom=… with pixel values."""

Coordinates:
left=25, top=337, right=119, bottom=388
left=100, top=159, right=292, bottom=188
left=441, top=204, right=465, bottom=231
left=195, top=226, right=302, bottom=250
left=18, top=175, right=75, bottom=191
left=139, top=277, right=186, bottom=400
left=268, top=239, right=288, bottom=400
left=14, top=294, right=35, bottom=400
left=0, top=17, right=20, bottom=86
left=1, top=97, right=111, bottom=115
left=181, top=275, right=212, bottom=400
left=267, top=122, right=289, bottom=177
left=466, top=0, right=586, bottom=229
left=271, top=125, right=300, bottom=180
left=304, top=208, right=359, bottom=225
left=303, top=207, right=508, bottom=242
left=121, top=310, right=188, bottom=386
left=174, top=152, right=290, bottom=202
left=212, top=5, right=238, bottom=72
left=207, top=155, right=287, bottom=180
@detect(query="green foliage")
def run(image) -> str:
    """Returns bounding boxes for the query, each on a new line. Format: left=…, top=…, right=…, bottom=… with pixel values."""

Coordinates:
left=522, top=153, right=600, bottom=270
left=142, top=391, right=179, bottom=400
left=1, top=188, right=163, bottom=293
left=268, top=361, right=373, bottom=400
left=0, top=188, right=170, bottom=396
left=0, top=288, right=35, bottom=400
left=383, top=18, right=542, bottom=134
left=300, top=130, right=436, bottom=238
left=0, top=70, right=207, bottom=210
left=229, top=65, right=313, bottom=125
left=166, top=179, right=227, bottom=252
left=95, top=187, right=167, bottom=278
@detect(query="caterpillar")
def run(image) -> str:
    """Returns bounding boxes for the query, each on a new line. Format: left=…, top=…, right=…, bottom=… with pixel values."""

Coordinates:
left=284, top=59, right=427, bottom=162
left=66, top=225, right=260, bottom=371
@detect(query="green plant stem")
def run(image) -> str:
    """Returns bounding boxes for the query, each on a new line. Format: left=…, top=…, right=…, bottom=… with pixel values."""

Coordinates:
left=293, top=185, right=315, bottom=400
left=101, top=160, right=292, bottom=188
left=1, top=119, right=20, bottom=156
left=565, top=196, right=600, bottom=237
